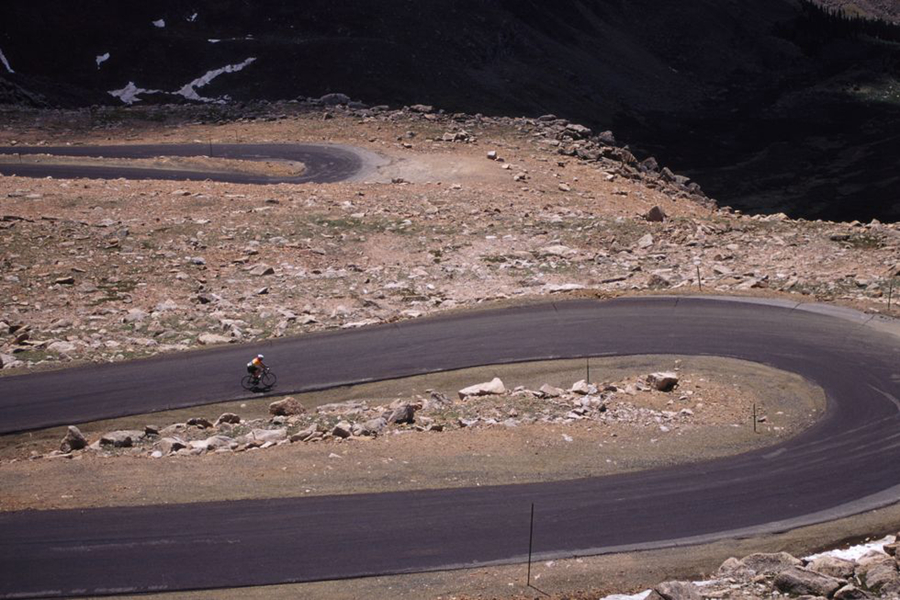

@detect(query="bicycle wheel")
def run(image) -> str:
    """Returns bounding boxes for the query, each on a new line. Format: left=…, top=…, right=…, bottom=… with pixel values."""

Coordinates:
left=261, top=370, right=277, bottom=389
left=241, top=375, right=256, bottom=391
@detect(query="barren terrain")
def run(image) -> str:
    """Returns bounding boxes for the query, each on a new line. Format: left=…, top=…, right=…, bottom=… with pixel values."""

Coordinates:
left=1, top=103, right=897, bottom=376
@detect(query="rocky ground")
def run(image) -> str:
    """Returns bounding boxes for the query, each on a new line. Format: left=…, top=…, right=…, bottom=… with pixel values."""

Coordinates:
left=0, top=101, right=898, bottom=373
left=0, top=356, right=824, bottom=512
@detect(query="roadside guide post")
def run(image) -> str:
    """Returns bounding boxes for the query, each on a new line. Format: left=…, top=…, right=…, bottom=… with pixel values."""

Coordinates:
left=527, top=503, right=535, bottom=587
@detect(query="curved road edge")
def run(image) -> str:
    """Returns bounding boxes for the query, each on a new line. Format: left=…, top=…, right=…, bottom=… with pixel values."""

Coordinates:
left=0, top=143, right=385, bottom=184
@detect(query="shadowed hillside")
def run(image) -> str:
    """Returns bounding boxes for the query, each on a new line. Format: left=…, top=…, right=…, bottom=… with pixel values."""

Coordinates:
left=1, top=0, right=899, bottom=222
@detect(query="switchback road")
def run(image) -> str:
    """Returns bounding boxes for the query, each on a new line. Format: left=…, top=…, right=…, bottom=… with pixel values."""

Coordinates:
left=0, top=143, right=372, bottom=184
left=0, top=297, right=899, bottom=598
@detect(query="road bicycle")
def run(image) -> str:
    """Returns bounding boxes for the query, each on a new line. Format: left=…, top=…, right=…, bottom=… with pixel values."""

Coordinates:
left=241, top=367, right=277, bottom=391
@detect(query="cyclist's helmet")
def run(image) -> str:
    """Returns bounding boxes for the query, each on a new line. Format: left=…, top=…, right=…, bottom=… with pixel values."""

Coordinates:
left=257, top=354, right=264, bottom=359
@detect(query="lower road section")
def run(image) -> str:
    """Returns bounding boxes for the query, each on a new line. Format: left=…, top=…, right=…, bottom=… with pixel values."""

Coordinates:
left=0, top=297, right=899, bottom=597
left=0, top=143, right=366, bottom=184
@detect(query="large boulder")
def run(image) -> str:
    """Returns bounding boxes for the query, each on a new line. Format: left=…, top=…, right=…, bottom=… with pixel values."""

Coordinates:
left=60, top=425, right=87, bottom=452
left=856, top=551, right=900, bottom=592
left=99, top=430, right=145, bottom=448
left=774, top=567, right=843, bottom=598
left=647, top=372, right=680, bottom=392
left=269, top=397, right=305, bottom=416
left=809, top=556, right=857, bottom=579
left=646, top=581, right=701, bottom=600
left=458, top=377, right=506, bottom=399
left=741, top=552, right=802, bottom=575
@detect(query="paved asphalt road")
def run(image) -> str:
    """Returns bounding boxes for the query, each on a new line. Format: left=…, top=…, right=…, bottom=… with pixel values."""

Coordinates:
left=1, top=297, right=899, bottom=598
left=0, top=143, right=366, bottom=184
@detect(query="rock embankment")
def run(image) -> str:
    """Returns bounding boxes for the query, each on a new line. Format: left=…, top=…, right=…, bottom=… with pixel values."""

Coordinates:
left=622, top=539, right=900, bottom=600
left=27, top=370, right=760, bottom=461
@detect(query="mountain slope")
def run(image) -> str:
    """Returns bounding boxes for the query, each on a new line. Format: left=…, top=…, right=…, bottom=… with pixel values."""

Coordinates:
left=2, top=0, right=899, bottom=221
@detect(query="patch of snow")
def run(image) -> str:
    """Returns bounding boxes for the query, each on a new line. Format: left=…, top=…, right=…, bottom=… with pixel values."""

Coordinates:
left=0, top=48, right=14, bottom=74
left=599, top=592, right=650, bottom=600
left=187, top=13, right=198, bottom=22
left=95, top=53, right=110, bottom=68
left=174, top=57, right=256, bottom=103
left=806, top=535, right=895, bottom=562
left=108, top=81, right=162, bottom=105
left=152, top=19, right=166, bottom=28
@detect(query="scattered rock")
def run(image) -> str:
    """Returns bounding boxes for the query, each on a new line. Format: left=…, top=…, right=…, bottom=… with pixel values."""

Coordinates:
left=647, top=372, right=679, bottom=392
left=539, top=384, right=564, bottom=398
left=215, top=412, right=241, bottom=426
left=290, top=423, right=320, bottom=442
left=356, top=417, right=387, bottom=436
left=332, top=421, right=353, bottom=438
left=248, top=263, right=275, bottom=276
left=320, top=93, right=351, bottom=106
left=186, top=417, right=213, bottom=429
left=247, top=428, right=287, bottom=444
left=47, top=340, right=77, bottom=354
left=269, top=397, right=305, bottom=416
left=458, top=377, right=507, bottom=399
left=123, top=309, right=149, bottom=323
left=154, top=437, right=187, bottom=454
left=387, top=402, right=417, bottom=424
left=197, top=333, right=231, bottom=345
left=646, top=206, right=667, bottom=222
left=60, top=425, right=87, bottom=453
left=570, top=380, right=598, bottom=395
left=99, top=430, right=145, bottom=448
left=191, top=435, right=234, bottom=452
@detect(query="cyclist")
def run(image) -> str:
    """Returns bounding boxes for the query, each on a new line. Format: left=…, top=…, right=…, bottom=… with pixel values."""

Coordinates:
left=246, top=354, right=266, bottom=384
